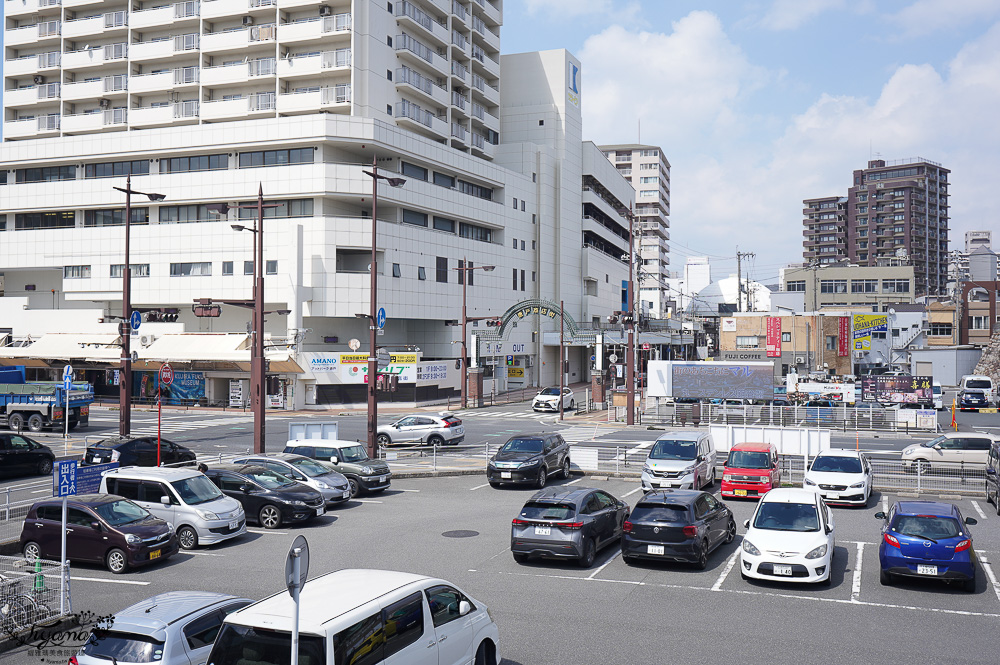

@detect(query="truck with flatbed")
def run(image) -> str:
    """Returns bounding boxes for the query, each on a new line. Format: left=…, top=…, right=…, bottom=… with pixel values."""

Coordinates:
left=0, top=365, right=93, bottom=432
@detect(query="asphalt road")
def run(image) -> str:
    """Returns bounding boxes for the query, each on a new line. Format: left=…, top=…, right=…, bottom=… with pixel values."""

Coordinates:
left=3, top=474, right=1000, bottom=664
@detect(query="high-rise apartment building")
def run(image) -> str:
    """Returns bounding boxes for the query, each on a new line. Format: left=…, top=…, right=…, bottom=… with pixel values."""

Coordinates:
left=803, top=158, right=950, bottom=296
left=0, top=0, right=634, bottom=407
left=599, top=144, right=671, bottom=318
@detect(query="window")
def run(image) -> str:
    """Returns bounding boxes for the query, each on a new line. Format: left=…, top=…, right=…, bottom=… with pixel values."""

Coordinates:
left=851, top=279, right=877, bottom=293
left=401, top=161, right=428, bottom=181
left=820, top=280, right=847, bottom=294
left=435, top=256, right=447, bottom=283
left=457, top=179, right=492, bottom=201
left=433, top=216, right=455, bottom=233
left=84, top=208, right=149, bottom=227
left=266, top=260, right=277, bottom=275
left=110, top=264, right=150, bottom=278
left=781, top=332, right=791, bottom=343
left=532, top=241, right=536, bottom=250
left=826, top=335, right=837, bottom=351
left=382, top=592, right=423, bottom=658
left=170, top=262, right=212, bottom=276
left=237, top=148, right=313, bottom=168
left=786, top=281, right=806, bottom=292
left=392, top=263, right=401, bottom=278
left=85, top=160, right=149, bottom=179
left=237, top=199, right=313, bottom=219
left=512, top=268, right=517, bottom=290
left=15, top=166, right=75, bottom=183
left=64, top=265, right=91, bottom=279
left=183, top=609, right=225, bottom=650
left=929, top=322, right=952, bottom=337
left=520, top=240, right=525, bottom=251
left=458, top=222, right=492, bottom=243
left=433, top=172, right=455, bottom=188
left=426, top=585, right=470, bottom=628
left=512, top=238, right=517, bottom=249
left=520, top=269, right=525, bottom=291
left=513, top=197, right=518, bottom=209
left=222, top=261, right=233, bottom=276
left=244, top=261, right=254, bottom=275
left=882, top=279, right=910, bottom=293
left=333, top=612, right=383, bottom=665
left=14, top=211, right=75, bottom=230
left=971, top=316, right=989, bottom=330
left=532, top=214, right=536, bottom=224
left=159, top=154, right=227, bottom=173
left=521, top=200, right=525, bottom=212
left=402, top=209, right=428, bottom=227
left=159, top=205, right=214, bottom=223
left=736, top=336, right=759, bottom=348
left=872, top=331, right=887, bottom=340
left=418, top=266, right=426, bottom=280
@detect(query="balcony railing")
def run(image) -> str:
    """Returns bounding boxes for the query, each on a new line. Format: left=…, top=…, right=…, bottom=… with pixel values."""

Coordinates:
left=396, top=1, right=432, bottom=31
left=396, top=99, right=433, bottom=127
left=38, top=82, right=60, bottom=99
left=396, top=66, right=432, bottom=94
left=175, top=66, right=199, bottom=84
left=451, top=90, right=467, bottom=110
left=39, top=20, right=61, bottom=37
left=451, top=59, right=467, bottom=79
left=450, top=122, right=466, bottom=140
left=104, top=74, right=127, bottom=91
left=249, top=57, right=276, bottom=76
left=320, top=48, right=351, bottom=68
left=396, top=32, right=434, bottom=63
left=322, top=13, right=351, bottom=32
left=175, top=1, right=199, bottom=17
left=250, top=24, right=276, bottom=41
left=174, top=100, right=199, bottom=117
left=249, top=92, right=275, bottom=111
left=321, top=83, right=351, bottom=104
left=104, top=11, right=127, bottom=28
left=174, top=33, right=199, bottom=50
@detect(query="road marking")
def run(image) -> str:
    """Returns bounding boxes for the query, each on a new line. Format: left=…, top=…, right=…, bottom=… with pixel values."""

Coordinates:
left=622, top=487, right=643, bottom=498
left=971, top=500, right=988, bottom=520
left=356, top=499, right=383, bottom=504
left=587, top=550, right=620, bottom=580
left=71, top=576, right=150, bottom=586
left=394, top=489, right=420, bottom=492
left=851, top=542, right=864, bottom=602
left=182, top=551, right=224, bottom=557
left=712, top=551, right=739, bottom=591
left=882, top=496, right=888, bottom=514
left=246, top=529, right=289, bottom=535
left=31, top=489, right=49, bottom=494
left=564, top=478, right=583, bottom=486
left=978, top=553, right=1000, bottom=603
left=469, top=483, right=491, bottom=491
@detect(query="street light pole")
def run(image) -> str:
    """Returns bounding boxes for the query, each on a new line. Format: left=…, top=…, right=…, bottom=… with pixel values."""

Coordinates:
left=253, top=184, right=265, bottom=453
left=457, top=258, right=496, bottom=409
left=626, top=206, right=636, bottom=426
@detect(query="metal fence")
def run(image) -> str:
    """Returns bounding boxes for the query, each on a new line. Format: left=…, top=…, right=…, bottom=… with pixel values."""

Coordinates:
left=0, top=497, right=38, bottom=546
left=0, top=555, right=70, bottom=636
left=641, top=403, right=940, bottom=433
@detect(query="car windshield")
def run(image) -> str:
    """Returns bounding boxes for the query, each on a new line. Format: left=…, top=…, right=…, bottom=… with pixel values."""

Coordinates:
left=288, top=457, right=331, bottom=478
left=933, top=386, right=942, bottom=395
left=93, top=499, right=150, bottom=527
left=520, top=501, right=576, bottom=520
left=892, top=515, right=961, bottom=540
left=811, top=456, right=863, bottom=474
left=649, top=439, right=697, bottom=461
left=967, top=380, right=991, bottom=389
left=501, top=438, right=543, bottom=454
left=629, top=504, right=688, bottom=523
left=539, top=388, right=560, bottom=396
left=241, top=467, right=295, bottom=490
left=727, top=451, right=771, bottom=469
left=81, top=630, right=165, bottom=663
left=753, top=501, right=820, bottom=532
left=336, top=445, right=369, bottom=463
left=170, top=475, right=224, bottom=506
left=921, top=435, right=948, bottom=448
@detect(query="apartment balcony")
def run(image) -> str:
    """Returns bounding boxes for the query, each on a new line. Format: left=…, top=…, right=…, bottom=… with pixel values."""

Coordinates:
left=62, top=108, right=127, bottom=133
left=203, top=0, right=274, bottom=18
left=451, top=0, right=468, bottom=26
left=130, top=101, right=198, bottom=127
left=470, top=45, right=499, bottom=79
left=201, top=94, right=275, bottom=121
left=395, top=67, right=449, bottom=106
left=638, top=219, right=668, bottom=239
left=63, top=11, right=127, bottom=39
left=201, top=26, right=272, bottom=53
left=5, top=0, right=62, bottom=18
left=394, top=99, right=447, bottom=139
left=131, top=1, right=200, bottom=30
left=450, top=59, right=468, bottom=85
left=469, top=132, right=495, bottom=160
left=203, top=63, right=253, bottom=86
left=471, top=15, right=500, bottom=52
left=130, top=37, right=197, bottom=63
left=395, top=32, right=447, bottom=77
left=3, top=85, right=52, bottom=107
left=470, top=0, right=501, bottom=26
left=129, top=67, right=198, bottom=94
left=2, top=115, right=60, bottom=139
left=64, top=0, right=102, bottom=7
left=277, top=49, right=350, bottom=79
left=275, top=0, right=313, bottom=9
left=395, top=1, right=449, bottom=48
left=276, top=84, right=350, bottom=115
left=450, top=90, right=469, bottom=118
left=469, top=102, right=498, bottom=133
left=470, top=72, right=499, bottom=107
left=5, top=21, right=60, bottom=47
left=62, top=78, right=103, bottom=101
left=280, top=14, right=351, bottom=45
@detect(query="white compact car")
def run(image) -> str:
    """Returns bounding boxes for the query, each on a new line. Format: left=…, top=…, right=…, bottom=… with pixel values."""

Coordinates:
left=532, top=387, right=575, bottom=412
left=740, top=488, right=836, bottom=585
left=803, top=450, right=872, bottom=506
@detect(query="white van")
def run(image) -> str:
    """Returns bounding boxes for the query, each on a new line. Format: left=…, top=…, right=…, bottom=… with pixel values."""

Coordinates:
left=932, top=382, right=943, bottom=410
left=960, top=375, right=995, bottom=405
left=206, top=569, right=501, bottom=665
left=100, top=466, right=246, bottom=550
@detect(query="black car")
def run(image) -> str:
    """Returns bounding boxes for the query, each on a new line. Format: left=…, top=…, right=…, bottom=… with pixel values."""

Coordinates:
left=621, top=489, right=736, bottom=569
left=487, top=433, right=571, bottom=488
left=83, top=436, right=197, bottom=467
left=511, top=486, right=630, bottom=567
left=959, top=389, right=989, bottom=411
left=0, top=433, right=54, bottom=476
left=203, top=464, right=326, bottom=529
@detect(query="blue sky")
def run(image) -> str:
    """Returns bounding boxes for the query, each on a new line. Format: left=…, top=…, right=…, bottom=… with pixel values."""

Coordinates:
left=502, top=0, right=1000, bottom=284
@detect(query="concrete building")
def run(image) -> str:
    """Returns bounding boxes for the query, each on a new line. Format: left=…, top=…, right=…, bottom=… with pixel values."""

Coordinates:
left=599, top=144, right=671, bottom=318
left=967, top=231, right=992, bottom=253
left=780, top=263, right=916, bottom=311
left=804, top=158, right=949, bottom=296
left=960, top=281, right=1000, bottom=347
left=0, top=0, right=633, bottom=407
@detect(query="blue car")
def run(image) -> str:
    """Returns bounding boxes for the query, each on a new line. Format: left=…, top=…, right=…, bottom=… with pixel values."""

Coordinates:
left=875, top=501, right=978, bottom=592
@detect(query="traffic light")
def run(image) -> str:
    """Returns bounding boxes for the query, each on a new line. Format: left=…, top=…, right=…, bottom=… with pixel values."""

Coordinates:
left=486, top=318, right=502, bottom=327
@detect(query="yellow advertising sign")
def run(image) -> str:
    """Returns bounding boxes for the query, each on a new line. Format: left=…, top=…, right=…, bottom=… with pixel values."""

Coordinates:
left=851, top=314, right=888, bottom=351
left=508, top=367, right=525, bottom=378
left=339, top=354, right=368, bottom=364
left=389, top=353, right=418, bottom=364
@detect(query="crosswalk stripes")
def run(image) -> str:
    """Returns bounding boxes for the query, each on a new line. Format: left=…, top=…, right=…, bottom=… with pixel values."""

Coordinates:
left=458, top=409, right=551, bottom=420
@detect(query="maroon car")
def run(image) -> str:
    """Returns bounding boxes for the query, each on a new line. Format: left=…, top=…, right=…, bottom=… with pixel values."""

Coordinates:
left=20, top=494, right=178, bottom=574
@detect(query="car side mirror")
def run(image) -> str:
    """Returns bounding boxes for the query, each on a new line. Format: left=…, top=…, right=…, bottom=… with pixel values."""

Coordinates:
left=458, top=600, right=471, bottom=616
left=825, top=525, right=833, bottom=534
left=742, top=519, right=750, bottom=529
left=874, top=511, right=885, bottom=519
left=966, top=517, right=978, bottom=526
left=160, top=496, right=171, bottom=506
left=330, top=457, right=339, bottom=465
left=933, top=444, right=942, bottom=450
left=90, top=521, right=102, bottom=531
left=241, top=484, right=251, bottom=493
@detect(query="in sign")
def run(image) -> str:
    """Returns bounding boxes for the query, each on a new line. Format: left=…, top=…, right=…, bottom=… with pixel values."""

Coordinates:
left=376, top=307, right=386, bottom=329
left=160, top=363, right=174, bottom=386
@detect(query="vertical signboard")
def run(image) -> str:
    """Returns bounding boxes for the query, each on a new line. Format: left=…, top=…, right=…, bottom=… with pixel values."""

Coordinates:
left=766, top=317, right=782, bottom=358
left=838, top=317, right=849, bottom=357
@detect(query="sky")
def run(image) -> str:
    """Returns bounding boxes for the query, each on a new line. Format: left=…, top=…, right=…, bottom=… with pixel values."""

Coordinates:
left=502, top=0, right=1000, bottom=285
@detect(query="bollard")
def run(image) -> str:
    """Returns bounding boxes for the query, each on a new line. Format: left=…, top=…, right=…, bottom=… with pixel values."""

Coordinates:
left=917, top=462, right=922, bottom=493
left=616, top=447, right=620, bottom=475
left=433, top=444, right=437, bottom=471
left=960, top=460, right=965, bottom=485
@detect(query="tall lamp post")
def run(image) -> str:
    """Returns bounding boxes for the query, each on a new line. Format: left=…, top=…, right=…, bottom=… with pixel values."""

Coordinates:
left=626, top=206, right=637, bottom=425
left=455, top=258, right=496, bottom=408
left=361, top=159, right=405, bottom=458
left=113, top=176, right=164, bottom=436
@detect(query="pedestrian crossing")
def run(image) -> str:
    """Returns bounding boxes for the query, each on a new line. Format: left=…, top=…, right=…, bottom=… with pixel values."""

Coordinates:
left=457, top=408, right=554, bottom=421
left=89, top=414, right=258, bottom=436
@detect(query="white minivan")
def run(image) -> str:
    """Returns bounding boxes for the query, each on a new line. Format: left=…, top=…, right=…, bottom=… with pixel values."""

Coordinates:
left=960, top=375, right=995, bottom=405
left=206, top=569, right=501, bottom=665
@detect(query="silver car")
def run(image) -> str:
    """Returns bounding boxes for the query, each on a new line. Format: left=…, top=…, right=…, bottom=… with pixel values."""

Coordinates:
left=232, top=453, right=352, bottom=505
left=74, top=591, right=251, bottom=665
left=376, top=412, right=465, bottom=446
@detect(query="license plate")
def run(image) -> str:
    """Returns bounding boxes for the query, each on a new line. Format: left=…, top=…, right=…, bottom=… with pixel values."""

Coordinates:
left=773, top=564, right=793, bottom=576
left=917, top=564, right=938, bottom=576
left=343, top=490, right=351, bottom=499
left=534, top=526, right=551, bottom=536
left=379, top=475, right=386, bottom=483
left=827, top=493, right=840, bottom=500
left=734, top=489, right=747, bottom=496
left=501, top=472, right=512, bottom=479
left=647, top=545, right=665, bottom=555
left=149, top=549, right=161, bottom=560
left=316, top=506, right=325, bottom=516
left=228, top=520, right=238, bottom=530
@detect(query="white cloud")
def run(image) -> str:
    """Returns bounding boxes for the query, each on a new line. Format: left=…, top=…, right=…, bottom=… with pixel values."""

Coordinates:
left=524, top=0, right=639, bottom=20
left=759, top=0, right=846, bottom=31
left=892, top=0, right=1000, bottom=37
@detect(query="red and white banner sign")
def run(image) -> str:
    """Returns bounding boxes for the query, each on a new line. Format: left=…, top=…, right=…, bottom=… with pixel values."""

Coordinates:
left=838, top=317, right=849, bottom=357
left=766, top=317, right=782, bottom=358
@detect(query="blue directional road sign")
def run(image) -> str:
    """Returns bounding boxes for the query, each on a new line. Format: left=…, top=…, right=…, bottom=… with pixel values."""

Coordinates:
left=376, top=307, right=386, bottom=329
left=63, top=377, right=72, bottom=391
left=130, top=310, right=142, bottom=331
left=54, top=461, right=77, bottom=497
left=63, top=364, right=73, bottom=378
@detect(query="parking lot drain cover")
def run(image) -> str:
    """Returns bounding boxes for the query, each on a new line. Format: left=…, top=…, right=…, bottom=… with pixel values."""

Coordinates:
left=442, top=530, right=479, bottom=538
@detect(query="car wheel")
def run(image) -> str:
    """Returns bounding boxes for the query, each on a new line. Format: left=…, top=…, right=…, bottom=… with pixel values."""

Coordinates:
left=995, top=492, right=1000, bottom=517
left=962, top=576, right=976, bottom=593
left=177, top=526, right=198, bottom=550
left=622, top=555, right=636, bottom=566
left=106, top=548, right=128, bottom=574
left=348, top=477, right=361, bottom=498
left=705, top=466, right=716, bottom=489
left=536, top=468, right=547, bottom=489
left=427, top=435, right=444, bottom=448
left=23, top=541, right=41, bottom=562
left=578, top=538, right=596, bottom=568
left=569, top=400, right=575, bottom=410
left=258, top=505, right=282, bottom=529
left=560, top=458, right=571, bottom=480
left=37, top=458, right=53, bottom=475
left=725, top=519, right=736, bottom=544
left=376, top=434, right=391, bottom=448
left=695, top=540, right=709, bottom=570
left=8, top=413, right=25, bottom=432
left=27, top=414, right=44, bottom=432
left=879, top=568, right=893, bottom=586
left=512, top=552, right=528, bottom=564
left=474, top=642, right=489, bottom=665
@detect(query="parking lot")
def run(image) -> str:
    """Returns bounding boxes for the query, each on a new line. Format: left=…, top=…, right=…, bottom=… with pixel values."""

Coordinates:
left=4, top=471, right=1000, bottom=665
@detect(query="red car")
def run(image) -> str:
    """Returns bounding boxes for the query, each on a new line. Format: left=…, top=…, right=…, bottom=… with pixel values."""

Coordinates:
left=721, top=442, right=780, bottom=499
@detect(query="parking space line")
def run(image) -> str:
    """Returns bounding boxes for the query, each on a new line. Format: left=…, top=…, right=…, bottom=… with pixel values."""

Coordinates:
left=851, top=542, right=864, bottom=602
left=246, top=529, right=289, bottom=535
left=978, top=553, right=1000, bottom=603
left=182, top=551, right=224, bottom=557
left=564, top=478, right=583, bottom=486
left=712, top=551, right=739, bottom=591
left=587, top=550, right=620, bottom=580
left=971, top=500, right=988, bottom=520
left=622, top=487, right=643, bottom=498
left=71, top=576, right=150, bottom=586
left=882, top=496, right=888, bottom=514
left=355, top=499, right=383, bottom=504
left=469, top=483, right=491, bottom=491
left=394, top=489, right=421, bottom=492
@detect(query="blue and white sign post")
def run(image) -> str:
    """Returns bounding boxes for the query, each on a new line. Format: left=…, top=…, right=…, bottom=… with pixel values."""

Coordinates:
left=62, top=365, right=73, bottom=441
left=54, top=460, right=76, bottom=615
left=376, top=307, right=386, bottom=336
left=129, top=310, right=142, bottom=332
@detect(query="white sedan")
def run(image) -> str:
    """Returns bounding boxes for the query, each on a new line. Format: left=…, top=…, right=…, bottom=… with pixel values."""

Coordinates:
left=740, top=488, right=836, bottom=585
left=532, top=387, right=575, bottom=412
left=803, top=449, right=872, bottom=506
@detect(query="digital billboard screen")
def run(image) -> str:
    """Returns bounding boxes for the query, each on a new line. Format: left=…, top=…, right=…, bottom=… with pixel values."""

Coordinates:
left=671, top=364, right=774, bottom=401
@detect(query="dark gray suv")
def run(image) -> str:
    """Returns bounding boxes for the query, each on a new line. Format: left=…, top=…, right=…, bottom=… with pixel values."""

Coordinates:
left=487, top=433, right=571, bottom=488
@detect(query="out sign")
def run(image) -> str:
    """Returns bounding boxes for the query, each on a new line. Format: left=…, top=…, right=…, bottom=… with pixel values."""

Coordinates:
left=160, top=363, right=174, bottom=386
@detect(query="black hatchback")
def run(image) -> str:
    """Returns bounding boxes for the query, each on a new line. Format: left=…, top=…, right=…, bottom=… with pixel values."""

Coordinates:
left=487, top=434, right=571, bottom=488
left=0, top=433, right=55, bottom=477
left=83, top=436, right=197, bottom=467
left=204, top=464, right=326, bottom=529
left=622, top=489, right=736, bottom=569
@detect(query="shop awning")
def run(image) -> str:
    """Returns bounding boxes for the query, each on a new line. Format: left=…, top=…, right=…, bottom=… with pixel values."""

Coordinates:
left=142, top=333, right=249, bottom=362
left=0, top=333, right=120, bottom=361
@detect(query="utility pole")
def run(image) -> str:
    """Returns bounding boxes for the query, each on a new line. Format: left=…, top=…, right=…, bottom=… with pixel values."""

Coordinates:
left=736, top=250, right=755, bottom=312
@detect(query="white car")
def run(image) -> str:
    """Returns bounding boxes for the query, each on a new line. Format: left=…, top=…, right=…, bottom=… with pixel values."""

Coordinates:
left=803, top=449, right=872, bottom=506
left=532, top=387, right=575, bottom=412
left=740, top=488, right=836, bottom=585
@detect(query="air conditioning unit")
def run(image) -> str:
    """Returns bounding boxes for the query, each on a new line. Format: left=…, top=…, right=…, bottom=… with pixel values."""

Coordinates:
left=99, top=98, right=110, bottom=109
left=242, top=15, right=254, bottom=25
left=795, top=357, right=805, bottom=364
left=318, top=4, right=332, bottom=16
left=139, top=334, right=156, bottom=347
left=33, top=75, right=45, bottom=85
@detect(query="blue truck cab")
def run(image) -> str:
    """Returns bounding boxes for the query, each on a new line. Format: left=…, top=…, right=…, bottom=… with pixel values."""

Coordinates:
left=0, top=366, right=93, bottom=433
